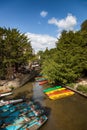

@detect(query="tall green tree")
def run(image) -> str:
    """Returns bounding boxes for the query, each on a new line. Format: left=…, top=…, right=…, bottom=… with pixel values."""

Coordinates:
left=81, top=20, right=87, bottom=32
left=41, top=27, right=87, bottom=84
left=0, top=27, right=6, bottom=78
left=0, top=27, right=33, bottom=79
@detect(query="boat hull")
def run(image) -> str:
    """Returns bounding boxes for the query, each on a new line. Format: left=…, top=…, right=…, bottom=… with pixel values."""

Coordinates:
left=43, top=86, right=62, bottom=92
left=39, top=80, right=48, bottom=85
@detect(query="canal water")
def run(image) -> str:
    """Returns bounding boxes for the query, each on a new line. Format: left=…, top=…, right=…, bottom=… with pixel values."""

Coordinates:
left=33, top=82, right=87, bottom=130
left=13, top=81, right=87, bottom=130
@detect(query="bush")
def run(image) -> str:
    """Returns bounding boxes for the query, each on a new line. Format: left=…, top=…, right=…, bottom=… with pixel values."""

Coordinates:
left=77, top=85, right=87, bottom=93
left=66, top=83, right=75, bottom=88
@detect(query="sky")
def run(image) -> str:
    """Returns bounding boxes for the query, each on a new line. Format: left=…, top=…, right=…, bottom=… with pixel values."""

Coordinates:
left=0, top=0, right=87, bottom=53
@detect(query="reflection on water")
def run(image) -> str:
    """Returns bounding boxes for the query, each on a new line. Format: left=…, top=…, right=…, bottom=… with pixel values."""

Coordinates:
left=32, top=82, right=45, bottom=105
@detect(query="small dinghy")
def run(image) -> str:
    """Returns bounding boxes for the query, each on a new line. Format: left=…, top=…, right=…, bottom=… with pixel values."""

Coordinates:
left=0, top=99, right=23, bottom=106
left=0, top=92, right=12, bottom=97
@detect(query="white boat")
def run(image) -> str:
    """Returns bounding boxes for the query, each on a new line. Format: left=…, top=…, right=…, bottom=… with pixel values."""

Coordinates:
left=0, top=99, right=23, bottom=106
left=0, top=92, right=13, bottom=97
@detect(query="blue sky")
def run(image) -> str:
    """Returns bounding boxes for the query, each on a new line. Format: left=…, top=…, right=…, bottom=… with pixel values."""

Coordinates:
left=0, top=0, right=87, bottom=52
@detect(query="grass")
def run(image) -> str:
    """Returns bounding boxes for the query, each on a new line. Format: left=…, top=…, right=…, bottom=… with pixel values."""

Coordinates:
left=66, top=83, right=75, bottom=88
left=77, top=85, right=87, bottom=93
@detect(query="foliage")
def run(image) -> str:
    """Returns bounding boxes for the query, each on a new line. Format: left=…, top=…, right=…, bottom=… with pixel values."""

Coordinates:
left=37, top=48, right=56, bottom=65
left=41, top=20, right=87, bottom=84
left=41, top=59, right=59, bottom=83
left=77, top=85, right=87, bottom=93
left=81, top=19, right=87, bottom=32
left=66, top=83, right=75, bottom=88
left=0, top=27, right=33, bottom=79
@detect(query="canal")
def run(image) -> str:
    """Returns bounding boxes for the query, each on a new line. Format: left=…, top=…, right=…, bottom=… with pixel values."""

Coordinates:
left=13, top=80, right=87, bottom=130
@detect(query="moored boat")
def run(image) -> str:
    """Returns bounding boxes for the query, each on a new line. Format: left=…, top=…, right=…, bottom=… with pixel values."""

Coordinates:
left=45, top=88, right=66, bottom=94
left=43, top=86, right=62, bottom=92
left=0, top=100, right=47, bottom=130
left=19, top=115, right=48, bottom=130
left=35, top=76, right=43, bottom=80
left=0, top=99, right=23, bottom=106
left=49, top=91, right=74, bottom=100
left=0, top=101, right=39, bottom=118
left=0, top=100, right=33, bottom=112
left=47, top=89, right=74, bottom=96
left=2, top=113, right=37, bottom=130
left=35, top=77, right=47, bottom=82
left=43, top=86, right=74, bottom=100
left=0, top=92, right=13, bottom=97
left=39, top=80, right=48, bottom=85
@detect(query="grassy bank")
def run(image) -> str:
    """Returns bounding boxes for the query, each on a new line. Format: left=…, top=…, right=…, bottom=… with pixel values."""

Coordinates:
left=77, top=85, right=87, bottom=93
left=66, top=80, right=87, bottom=97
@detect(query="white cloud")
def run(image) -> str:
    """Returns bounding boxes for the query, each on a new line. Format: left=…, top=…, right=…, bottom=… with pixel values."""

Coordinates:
left=40, top=11, right=48, bottom=17
left=48, top=13, right=77, bottom=31
left=26, top=32, right=57, bottom=53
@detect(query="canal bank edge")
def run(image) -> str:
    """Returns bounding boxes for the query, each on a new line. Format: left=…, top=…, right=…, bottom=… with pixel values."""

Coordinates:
left=65, top=86, right=87, bottom=98
left=0, top=71, right=87, bottom=98
left=0, top=70, right=37, bottom=92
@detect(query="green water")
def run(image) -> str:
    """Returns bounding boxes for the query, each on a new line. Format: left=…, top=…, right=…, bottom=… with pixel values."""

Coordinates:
left=13, top=81, right=87, bottom=130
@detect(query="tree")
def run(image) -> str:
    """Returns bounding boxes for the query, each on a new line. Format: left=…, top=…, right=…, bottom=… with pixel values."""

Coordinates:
left=81, top=20, right=87, bottom=32
left=0, top=27, right=33, bottom=79
left=41, top=27, right=87, bottom=84
left=55, top=30, right=87, bottom=83
left=0, top=27, right=7, bottom=78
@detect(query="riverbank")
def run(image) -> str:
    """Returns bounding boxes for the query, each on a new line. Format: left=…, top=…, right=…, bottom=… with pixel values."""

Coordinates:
left=66, top=78, right=87, bottom=97
left=1, top=71, right=87, bottom=99
left=0, top=70, right=37, bottom=94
